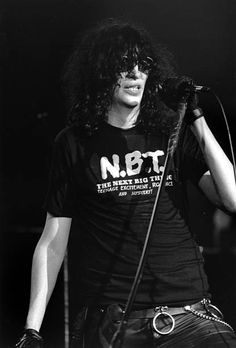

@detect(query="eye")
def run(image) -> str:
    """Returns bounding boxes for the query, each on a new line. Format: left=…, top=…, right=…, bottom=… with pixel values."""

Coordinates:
left=140, top=56, right=154, bottom=72
left=119, top=55, right=136, bottom=73
left=146, top=56, right=154, bottom=65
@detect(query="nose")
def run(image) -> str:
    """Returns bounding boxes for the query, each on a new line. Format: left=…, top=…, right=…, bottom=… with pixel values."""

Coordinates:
left=133, top=65, right=139, bottom=74
left=127, top=65, right=140, bottom=79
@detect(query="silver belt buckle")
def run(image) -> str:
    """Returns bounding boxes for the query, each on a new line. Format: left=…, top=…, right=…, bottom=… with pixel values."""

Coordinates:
left=152, top=306, right=175, bottom=335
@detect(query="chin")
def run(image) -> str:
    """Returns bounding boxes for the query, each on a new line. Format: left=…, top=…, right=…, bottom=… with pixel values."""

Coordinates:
left=123, top=97, right=140, bottom=108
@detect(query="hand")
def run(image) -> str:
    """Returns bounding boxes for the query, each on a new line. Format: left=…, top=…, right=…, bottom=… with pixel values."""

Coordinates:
left=15, top=329, right=44, bottom=348
left=159, top=76, right=193, bottom=111
left=160, top=76, right=204, bottom=124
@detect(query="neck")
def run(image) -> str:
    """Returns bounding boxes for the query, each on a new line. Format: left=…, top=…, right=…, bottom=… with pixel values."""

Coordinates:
left=107, top=104, right=140, bottom=129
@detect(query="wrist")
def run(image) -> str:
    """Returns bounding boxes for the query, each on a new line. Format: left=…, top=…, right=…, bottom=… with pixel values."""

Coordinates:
left=24, top=328, right=43, bottom=341
left=186, top=107, right=204, bottom=125
left=192, top=108, right=203, bottom=117
left=24, top=328, right=40, bottom=334
left=25, top=323, right=41, bottom=331
left=15, top=327, right=44, bottom=348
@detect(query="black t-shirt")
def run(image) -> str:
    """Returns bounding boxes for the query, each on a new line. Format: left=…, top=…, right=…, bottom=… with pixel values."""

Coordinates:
left=44, top=121, right=210, bottom=308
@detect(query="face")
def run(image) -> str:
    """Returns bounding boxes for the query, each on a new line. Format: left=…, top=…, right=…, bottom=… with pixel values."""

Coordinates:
left=112, top=65, right=149, bottom=109
left=111, top=52, right=153, bottom=109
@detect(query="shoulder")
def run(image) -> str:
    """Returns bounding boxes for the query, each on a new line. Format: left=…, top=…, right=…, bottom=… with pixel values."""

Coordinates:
left=53, top=125, right=88, bottom=163
left=54, top=125, right=87, bottom=148
left=54, top=125, right=77, bottom=144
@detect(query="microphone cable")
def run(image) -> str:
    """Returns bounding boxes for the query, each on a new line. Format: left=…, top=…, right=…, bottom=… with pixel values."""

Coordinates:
left=211, top=91, right=236, bottom=185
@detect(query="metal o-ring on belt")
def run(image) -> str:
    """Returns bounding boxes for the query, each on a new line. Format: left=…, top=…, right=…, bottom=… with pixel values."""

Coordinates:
left=152, top=306, right=176, bottom=335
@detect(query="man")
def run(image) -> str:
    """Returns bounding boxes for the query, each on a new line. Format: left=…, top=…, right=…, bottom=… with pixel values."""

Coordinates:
left=15, top=19, right=236, bottom=347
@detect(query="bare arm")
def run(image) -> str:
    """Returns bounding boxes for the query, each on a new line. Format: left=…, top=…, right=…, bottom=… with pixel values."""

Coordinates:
left=191, top=112, right=236, bottom=214
left=25, top=212, right=72, bottom=331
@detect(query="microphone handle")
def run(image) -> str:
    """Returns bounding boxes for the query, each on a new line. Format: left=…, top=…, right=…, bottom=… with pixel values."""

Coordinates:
left=193, top=84, right=211, bottom=92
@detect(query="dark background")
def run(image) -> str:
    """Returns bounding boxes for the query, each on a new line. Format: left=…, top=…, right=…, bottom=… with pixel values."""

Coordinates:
left=0, top=0, right=236, bottom=347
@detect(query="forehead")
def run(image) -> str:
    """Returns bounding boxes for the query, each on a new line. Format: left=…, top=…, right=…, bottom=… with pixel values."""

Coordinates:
left=123, top=45, right=140, bottom=57
left=115, top=45, right=149, bottom=62
left=107, top=29, right=149, bottom=56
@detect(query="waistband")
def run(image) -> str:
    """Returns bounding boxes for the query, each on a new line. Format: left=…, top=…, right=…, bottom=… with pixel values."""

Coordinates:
left=128, top=300, right=205, bottom=319
left=106, top=299, right=208, bottom=321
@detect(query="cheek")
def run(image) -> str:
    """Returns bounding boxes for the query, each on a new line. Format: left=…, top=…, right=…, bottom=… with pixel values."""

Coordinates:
left=113, top=78, right=122, bottom=92
left=113, top=84, right=121, bottom=99
left=112, top=85, right=124, bottom=103
left=142, top=73, right=148, bottom=84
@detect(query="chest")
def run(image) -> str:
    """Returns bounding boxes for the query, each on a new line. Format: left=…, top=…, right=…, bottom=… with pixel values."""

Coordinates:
left=72, top=131, right=179, bottom=200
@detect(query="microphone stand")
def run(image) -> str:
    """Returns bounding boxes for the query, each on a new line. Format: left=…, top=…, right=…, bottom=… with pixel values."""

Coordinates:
left=109, top=103, right=186, bottom=348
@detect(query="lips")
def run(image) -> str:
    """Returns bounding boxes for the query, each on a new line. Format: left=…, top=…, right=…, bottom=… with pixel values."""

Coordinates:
left=124, top=83, right=141, bottom=89
left=125, top=86, right=140, bottom=91
left=123, top=83, right=143, bottom=96
left=124, top=86, right=142, bottom=96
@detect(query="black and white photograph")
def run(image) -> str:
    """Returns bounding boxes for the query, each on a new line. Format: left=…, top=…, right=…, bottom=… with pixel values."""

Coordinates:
left=1, top=1, right=236, bottom=347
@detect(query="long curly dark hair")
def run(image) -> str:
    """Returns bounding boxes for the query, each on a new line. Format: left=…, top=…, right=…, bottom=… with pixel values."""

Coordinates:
left=63, top=18, right=178, bottom=135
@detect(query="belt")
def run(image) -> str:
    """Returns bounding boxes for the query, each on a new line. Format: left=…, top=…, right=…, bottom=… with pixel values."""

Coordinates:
left=105, top=299, right=207, bottom=322
left=128, top=299, right=208, bottom=335
left=127, top=300, right=205, bottom=319
left=103, top=299, right=231, bottom=336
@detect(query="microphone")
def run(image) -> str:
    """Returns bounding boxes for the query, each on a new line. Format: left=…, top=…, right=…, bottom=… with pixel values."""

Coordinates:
left=159, top=78, right=211, bottom=94
left=192, top=84, right=211, bottom=92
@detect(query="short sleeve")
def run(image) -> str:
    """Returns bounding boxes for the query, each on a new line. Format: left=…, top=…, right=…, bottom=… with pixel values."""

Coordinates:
left=179, top=125, right=209, bottom=185
left=43, top=129, right=76, bottom=217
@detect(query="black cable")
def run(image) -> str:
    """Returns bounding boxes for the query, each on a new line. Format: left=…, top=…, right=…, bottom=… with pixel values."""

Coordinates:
left=211, top=91, right=236, bottom=184
left=109, top=105, right=186, bottom=348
